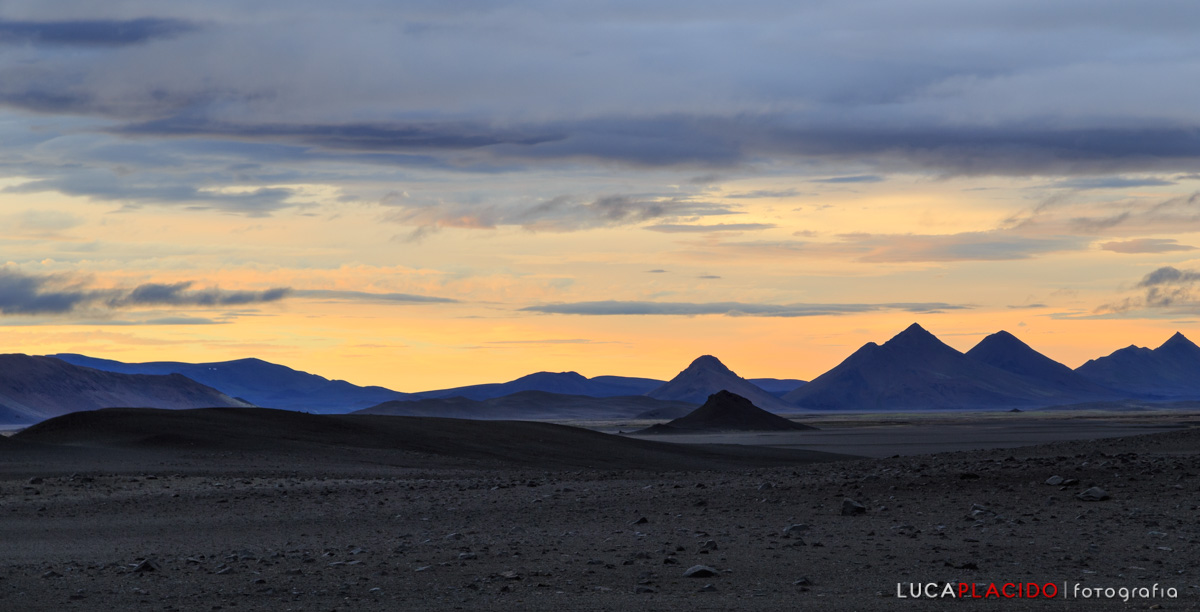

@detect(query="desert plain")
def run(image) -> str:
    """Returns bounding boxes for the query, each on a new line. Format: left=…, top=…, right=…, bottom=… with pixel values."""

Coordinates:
left=2, top=408, right=1198, bottom=611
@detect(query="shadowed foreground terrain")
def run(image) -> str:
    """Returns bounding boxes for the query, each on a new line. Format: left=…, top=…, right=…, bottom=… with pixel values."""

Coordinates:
left=1, top=408, right=1199, bottom=611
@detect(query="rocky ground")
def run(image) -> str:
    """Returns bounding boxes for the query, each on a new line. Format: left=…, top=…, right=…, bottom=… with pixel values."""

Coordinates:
left=2, top=426, right=1199, bottom=611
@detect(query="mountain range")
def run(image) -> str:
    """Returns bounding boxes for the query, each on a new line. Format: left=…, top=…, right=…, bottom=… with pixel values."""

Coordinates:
left=783, top=324, right=1123, bottom=410
left=0, top=354, right=250, bottom=424
left=7, top=325, right=1197, bottom=423
left=49, top=354, right=409, bottom=413
left=1075, top=332, right=1200, bottom=398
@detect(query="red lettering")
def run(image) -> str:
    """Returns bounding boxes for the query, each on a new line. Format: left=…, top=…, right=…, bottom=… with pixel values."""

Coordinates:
left=1026, top=583, right=1040, bottom=598
left=984, top=583, right=999, bottom=598
left=1043, top=583, right=1058, bottom=598
left=1002, top=583, right=1016, bottom=598
left=957, top=583, right=969, bottom=598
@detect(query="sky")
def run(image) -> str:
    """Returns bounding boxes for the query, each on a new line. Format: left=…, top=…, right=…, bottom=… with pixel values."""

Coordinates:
left=3, top=1, right=1200, bottom=390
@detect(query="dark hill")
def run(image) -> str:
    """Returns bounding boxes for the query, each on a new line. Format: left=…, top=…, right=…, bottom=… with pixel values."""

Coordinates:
left=646, top=356, right=795, bottom=413
left=49, top=353, right=408, bottom=413
left=14, top=407, right=856, bottom=471
left=1075, top=332, right=1200, bottom=398
left=635, top=391, right=815, bottom=434
left=356, top=391, right=695, bottom=421
left=783, top=323, right=1101, bottom=410
left=0, top=354, right=251, bottom=423
left=413, top=371, right=663, bottom=401
left=966, top=331, right=1120, bottom=398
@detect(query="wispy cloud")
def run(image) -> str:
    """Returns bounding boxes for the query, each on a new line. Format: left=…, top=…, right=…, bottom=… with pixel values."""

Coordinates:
left=291, top=289, right=457, bottom=304
left=1099, top=238, right=1196, bottom=254
left=384, top=194, right=738, bottom=233
left=0, top=268, right=289, bottom=316
left=521, top=300, right=968, bottom=317
left=644, top=223, right=774, bottom=233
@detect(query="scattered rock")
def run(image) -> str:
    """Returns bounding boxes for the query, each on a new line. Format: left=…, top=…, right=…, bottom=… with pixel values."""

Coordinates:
left=698, top=583, right=718, bottom=592
left=631, top=516, right=648, bottom=525
left=794, top=576, right=813, bottom=586
left=41, top=570, right=62, bottom=579
left=132, top=559, right=159, bottom=573
left=28, top=477, right=44, bottom=485
left=783, top=524, right=809, bottom=536
left=1076, top=487, right=1110, bottom=501
left=841, top=499, right=867, bottom=516
left=683, top=565, right=719, bottom=578
left=1045, top=475, right=1064, bottom=486
left=698, top=540, right=719, bottom=552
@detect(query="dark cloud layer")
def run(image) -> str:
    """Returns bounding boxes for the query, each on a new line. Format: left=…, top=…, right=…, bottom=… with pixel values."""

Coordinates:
left=0, top=18, right=198, bottom=47
left=521, top=300, right=968, bottom=317
left=0, top=268, right=288, bottom=316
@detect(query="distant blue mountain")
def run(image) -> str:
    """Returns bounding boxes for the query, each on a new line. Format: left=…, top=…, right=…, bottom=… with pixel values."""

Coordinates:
left=1075, top=332, right=1200, bottom=399
left=748, top=378, right=807, bottom=397
left=48, top=354, right=409, bottom=413
left=413, top=371, right=664, bottom=401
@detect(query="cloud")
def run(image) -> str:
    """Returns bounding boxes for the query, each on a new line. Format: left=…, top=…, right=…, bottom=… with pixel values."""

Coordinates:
left=1096, top=266, right=1200, bottom=314
left=721, top=231, right=1085, bottom=262
left=4, top=178, right=296, bottom=216
left=291, top=289, right=457, bottom=304
left=0, top=267, right=289, bottom=316
left=106, top=282, right=290, bottom=308
left=724, top=188, right=802, bottom=199
left=520, top=300, right=968, bottom=317
left=1053, top=176, right=1176, bottom=190
left=1099, top=238, right=1196, bottom=254
left=644, top=223, right=775, bottom=233
left=811, top=175, right=884, bottom=184
left=384, top=194, right=738, bottom=233
left=0, top=18, right=199, bottom=47
left=1136, top=266, right=1200, bottom=288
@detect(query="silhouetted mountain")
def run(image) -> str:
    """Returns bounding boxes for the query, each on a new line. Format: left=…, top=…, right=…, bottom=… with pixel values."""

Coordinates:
left=1076, top=332, right=1200, bottom=398
left=413, top=372, right=664, bottom=401
left=0, top=354, right=251, bottom=423
left=356, top=390, right=694, bottom=421
left=646, top=355, right=795, bottom=413
left=748, top=378, right=807, bottom=397
left=783, top=323, right=1103, bottom=410
left=48, top=354, right=408, bottom=413
left=966, top=331, right=1120, bottom=397
left=635, top=391, right=815, bottom=434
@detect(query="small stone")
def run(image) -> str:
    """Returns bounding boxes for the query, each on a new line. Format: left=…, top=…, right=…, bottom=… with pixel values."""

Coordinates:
left=28, top=477, right=44, bottom=485
left=458, top=552, right=477, bottom=560
left=794, top=577, right=813, bottom=586
left=783, top=524, right=809, bottom=536
left=41, top=570, right=62, bottom=579
left=698, top=583, right=718, bottom=592
left=635, top=586, right=657, bottom=594
left=1076, top=487, right=1110, bottom=501
left=683, top=565, right=719, bottom=578
left=758, top=482, right=774, bottom=490
left=631, top=516, right=649, bottom=525
left=1045, top=475, right=1064, bottom=486
left=698, top=540, right=719, bottom=551
left=132, top=559, right=159, bottom=573
left=841, top=499, right=867, bottom=516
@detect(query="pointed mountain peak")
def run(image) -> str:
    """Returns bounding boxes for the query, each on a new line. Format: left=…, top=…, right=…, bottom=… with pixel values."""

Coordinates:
left=971, top=330, right=1029, bottom=351
left=685, top=355, right=735, bottom=373
left=1159, top=331, right=1198, bottom=350
left=884, top=323, right=950, bottom=351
